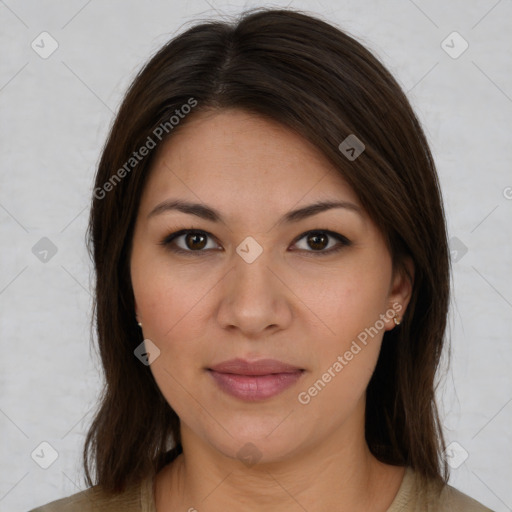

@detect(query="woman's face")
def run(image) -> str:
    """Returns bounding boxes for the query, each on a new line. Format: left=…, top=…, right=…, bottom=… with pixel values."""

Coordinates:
left=130, top=109, right=412, bottom=464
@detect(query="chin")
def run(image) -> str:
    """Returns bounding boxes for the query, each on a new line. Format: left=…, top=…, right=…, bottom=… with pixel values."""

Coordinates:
left=203, top=427, right=307, bottom=468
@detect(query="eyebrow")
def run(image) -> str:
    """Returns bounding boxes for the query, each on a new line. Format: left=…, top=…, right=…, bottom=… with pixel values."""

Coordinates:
left=147, top=198, right=363, bottom=225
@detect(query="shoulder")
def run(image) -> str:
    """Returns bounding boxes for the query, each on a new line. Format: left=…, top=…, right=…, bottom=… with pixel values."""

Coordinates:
left=28, top=474, right=155, bottom=512
left=436, top=483, right=494, bottom=512
left=388, top=466, right=494, bottom=512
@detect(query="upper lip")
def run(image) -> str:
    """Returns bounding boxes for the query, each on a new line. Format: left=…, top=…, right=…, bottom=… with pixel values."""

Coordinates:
left=208, top=358, right=303, bottom=376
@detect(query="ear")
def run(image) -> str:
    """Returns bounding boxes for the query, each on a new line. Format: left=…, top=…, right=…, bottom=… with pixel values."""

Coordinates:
left=385, top=256, right=414, bottom=330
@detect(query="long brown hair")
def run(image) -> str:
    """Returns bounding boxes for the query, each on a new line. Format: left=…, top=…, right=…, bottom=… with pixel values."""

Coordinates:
left=85, top=7, right=451, bottom=493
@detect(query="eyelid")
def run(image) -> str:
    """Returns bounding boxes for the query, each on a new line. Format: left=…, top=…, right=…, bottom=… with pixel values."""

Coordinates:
left=159, top=228, right=351, bottom=256
left=159, top=228, right=222, bottom=252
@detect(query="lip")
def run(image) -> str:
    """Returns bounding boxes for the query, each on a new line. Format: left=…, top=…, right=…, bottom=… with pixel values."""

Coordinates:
left=207, top=358, right=305, bottom=401
left=209, top=358, right=303, bottom=375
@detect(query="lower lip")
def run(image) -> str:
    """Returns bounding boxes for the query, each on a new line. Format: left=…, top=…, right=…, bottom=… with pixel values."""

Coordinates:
left=208, top=370, right=304, bottom=401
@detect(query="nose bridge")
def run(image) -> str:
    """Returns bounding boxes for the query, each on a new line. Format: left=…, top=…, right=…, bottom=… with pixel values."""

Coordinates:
left=232, top=235, right=277, bottom=304
left=216, top=235, right=291, bottom=334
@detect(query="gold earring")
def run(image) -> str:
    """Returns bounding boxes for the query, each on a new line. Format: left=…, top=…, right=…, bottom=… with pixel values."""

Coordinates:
left=393, top=314, right=401, bottom=326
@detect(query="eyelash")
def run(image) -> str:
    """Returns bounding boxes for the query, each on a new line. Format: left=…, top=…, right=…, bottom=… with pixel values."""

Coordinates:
left=159, top=228, right=351, bottom=257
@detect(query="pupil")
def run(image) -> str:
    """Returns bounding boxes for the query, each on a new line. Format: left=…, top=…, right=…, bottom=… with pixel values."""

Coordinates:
left=187, top=232, right=206, bottom=250
left=309, top=232, right=327, bottom=250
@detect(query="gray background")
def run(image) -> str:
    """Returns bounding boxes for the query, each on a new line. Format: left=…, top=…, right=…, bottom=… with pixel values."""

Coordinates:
left=1, top=1, right=511, bottom=511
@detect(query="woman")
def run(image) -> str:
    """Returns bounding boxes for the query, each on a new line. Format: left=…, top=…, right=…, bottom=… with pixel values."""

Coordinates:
left=31, top=7, right=493, bottom=511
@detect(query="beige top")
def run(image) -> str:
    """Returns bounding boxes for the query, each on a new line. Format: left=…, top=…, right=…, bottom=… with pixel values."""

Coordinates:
left=29, top=466, right=494, bottom=511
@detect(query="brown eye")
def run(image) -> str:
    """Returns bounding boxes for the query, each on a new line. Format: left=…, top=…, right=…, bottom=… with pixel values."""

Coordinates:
left=293, top=230, right=350, bottom=254
left=306, top=232, right=329, bottom=251
left=184, top=232, right=208, bottom=250
left=160, top=229, right=350, bottom=256
left=160, top=229, right=221, bottom=254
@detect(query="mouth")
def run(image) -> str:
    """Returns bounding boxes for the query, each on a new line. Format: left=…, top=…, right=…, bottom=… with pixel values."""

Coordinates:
left=207, top=358, right=305, bottom=401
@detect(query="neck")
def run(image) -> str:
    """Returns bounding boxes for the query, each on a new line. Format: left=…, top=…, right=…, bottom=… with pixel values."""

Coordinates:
left=156, top=414, right=405, bottom=511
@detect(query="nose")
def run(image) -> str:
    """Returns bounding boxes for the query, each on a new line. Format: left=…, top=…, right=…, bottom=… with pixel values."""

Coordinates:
left=215, top=246, right=293, bottom=338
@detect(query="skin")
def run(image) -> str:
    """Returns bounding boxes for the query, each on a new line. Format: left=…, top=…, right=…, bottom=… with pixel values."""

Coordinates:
left=130, top=109, right=414, bottom=511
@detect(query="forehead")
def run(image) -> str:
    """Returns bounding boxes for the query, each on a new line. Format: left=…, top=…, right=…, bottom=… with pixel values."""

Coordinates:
left=139, top=109, right=362, bottom=219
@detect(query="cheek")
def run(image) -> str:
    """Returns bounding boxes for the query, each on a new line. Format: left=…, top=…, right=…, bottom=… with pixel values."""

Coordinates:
left=133, top=276, right=207, bottom=367
left=292, top=258, right=390, bottom=401
left=130, top=251, right=225, bottom=406
left=294, top=264, right=390, bottom=348
left=132, top=267, right=208, bottom=414
left=296, top=283, right=387, bottom=416
left=131, top=243, right=212, bottom=341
